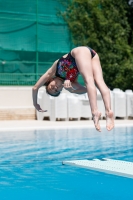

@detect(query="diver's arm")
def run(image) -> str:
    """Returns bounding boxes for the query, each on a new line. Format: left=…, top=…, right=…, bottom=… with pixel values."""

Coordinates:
left=32, top=60, right=58, bottom=111
left=64, top=82, right=87, bottom=94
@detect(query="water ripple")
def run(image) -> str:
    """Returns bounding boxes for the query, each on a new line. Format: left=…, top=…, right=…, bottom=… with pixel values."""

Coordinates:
left=0, top=127, right=133, bottom=199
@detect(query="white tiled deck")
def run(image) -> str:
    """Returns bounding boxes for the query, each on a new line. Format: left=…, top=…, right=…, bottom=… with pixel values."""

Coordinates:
left=0, top=119, right=132, bottom=131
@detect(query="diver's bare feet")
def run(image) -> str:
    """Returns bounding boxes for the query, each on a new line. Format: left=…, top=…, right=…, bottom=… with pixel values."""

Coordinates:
left=106, top=110, right=114, bottom=131
left=92, top=112, right=101, bottom=132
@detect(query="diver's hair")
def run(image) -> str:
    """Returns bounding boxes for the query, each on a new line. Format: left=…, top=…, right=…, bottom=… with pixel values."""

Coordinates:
left=44, top=80, right=60, bottom=97
left=44, top=81, right=50, bottom=87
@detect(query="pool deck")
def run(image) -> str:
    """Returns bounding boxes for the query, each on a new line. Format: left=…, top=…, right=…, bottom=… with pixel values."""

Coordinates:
left=0, top=119, right=132, bottom=131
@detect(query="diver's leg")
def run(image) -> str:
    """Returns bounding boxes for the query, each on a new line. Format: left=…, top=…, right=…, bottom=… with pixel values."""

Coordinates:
left=91, top=54, right=114, bottom=131
left=73, top=47, right=101, bottom=132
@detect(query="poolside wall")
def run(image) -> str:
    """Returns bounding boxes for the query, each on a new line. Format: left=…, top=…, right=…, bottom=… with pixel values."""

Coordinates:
left=0, top=86, right=36, bottom=120
left=0, top=86, right=133, bottom=120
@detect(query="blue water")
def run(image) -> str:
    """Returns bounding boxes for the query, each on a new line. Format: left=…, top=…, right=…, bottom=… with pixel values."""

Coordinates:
left=0, top=127, right=133, bottom=200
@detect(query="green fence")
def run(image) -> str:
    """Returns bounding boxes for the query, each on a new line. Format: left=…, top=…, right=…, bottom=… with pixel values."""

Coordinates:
left=0, top=72, right=84, bottom=86
left=0, top=0, right=75, bottom=85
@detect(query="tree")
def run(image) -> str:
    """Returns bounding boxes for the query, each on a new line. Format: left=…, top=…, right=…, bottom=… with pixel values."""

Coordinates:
left=61, top=0, right=133, bottom=90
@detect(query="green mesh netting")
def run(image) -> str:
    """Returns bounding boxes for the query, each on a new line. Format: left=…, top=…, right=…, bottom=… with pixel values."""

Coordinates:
left=0, top=0, right=84, bottom=86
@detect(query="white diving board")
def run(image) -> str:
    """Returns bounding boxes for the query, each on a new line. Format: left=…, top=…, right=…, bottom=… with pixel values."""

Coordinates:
left=62, top=158, right=133, bottom=179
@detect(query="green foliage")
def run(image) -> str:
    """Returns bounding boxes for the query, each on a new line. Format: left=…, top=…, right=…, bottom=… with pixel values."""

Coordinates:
left=61, top=0, right=133, bottom=90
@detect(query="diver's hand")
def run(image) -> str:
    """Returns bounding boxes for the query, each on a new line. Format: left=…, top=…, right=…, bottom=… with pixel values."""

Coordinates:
left=34, top=104, right=47, bottom=112
left=62, top=80, right=76, bottom=90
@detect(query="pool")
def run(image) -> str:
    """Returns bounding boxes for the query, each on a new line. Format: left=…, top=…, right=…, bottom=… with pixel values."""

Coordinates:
left=0, top=126, right=133, bottom=200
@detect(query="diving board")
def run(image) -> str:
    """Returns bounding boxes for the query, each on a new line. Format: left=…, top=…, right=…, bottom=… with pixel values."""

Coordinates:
left=62, top=158, right=133, bottom=179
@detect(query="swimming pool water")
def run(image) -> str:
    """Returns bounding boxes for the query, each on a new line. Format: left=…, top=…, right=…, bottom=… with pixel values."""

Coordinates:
left=0, top=126, right=133, bottom=200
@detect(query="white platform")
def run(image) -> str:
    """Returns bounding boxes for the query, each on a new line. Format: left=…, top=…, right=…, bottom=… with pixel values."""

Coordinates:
left=63, top=158, right=133, bottom=179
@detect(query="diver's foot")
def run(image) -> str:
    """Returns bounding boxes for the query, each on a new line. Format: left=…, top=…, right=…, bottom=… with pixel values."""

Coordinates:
left=106, top=110, right=114, bottom=131
left=92, top=112, right=101, bottom=132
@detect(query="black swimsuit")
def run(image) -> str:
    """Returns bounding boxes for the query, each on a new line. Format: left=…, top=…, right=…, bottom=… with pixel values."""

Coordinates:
left=56, top=47, right=96, bottom=82
left=87, top=47, right=97, bottom=58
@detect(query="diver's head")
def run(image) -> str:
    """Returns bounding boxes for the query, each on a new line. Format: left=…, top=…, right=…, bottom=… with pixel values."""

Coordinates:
left=45, top=77, right=64, bottom=97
